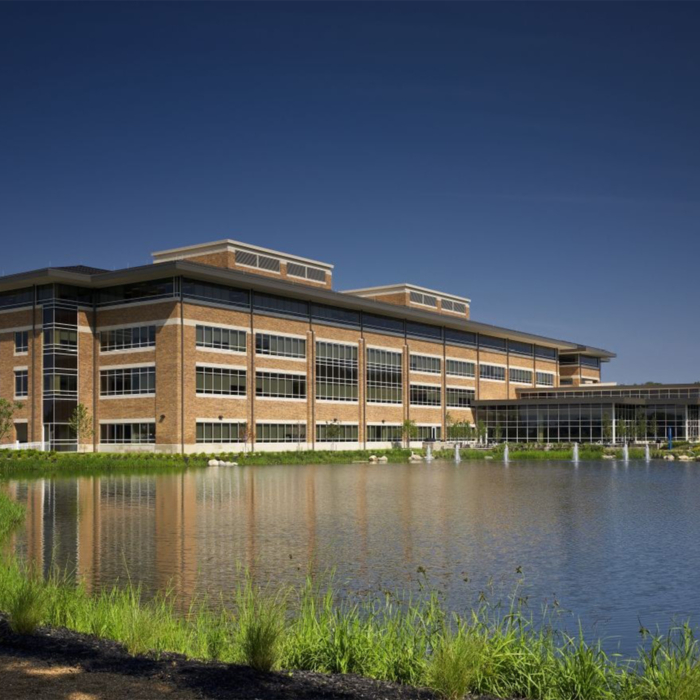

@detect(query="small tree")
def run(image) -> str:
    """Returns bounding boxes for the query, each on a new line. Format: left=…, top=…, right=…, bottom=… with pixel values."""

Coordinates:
left=494, top=422, right=503, bottom=443
left=445, top=412, right=454, bottom=441
left=602, top=412, right=613, bottom=443
left=617, top=419, right=627, bottom=444
left=635, top=409, right=648, bottom=443
left=476, top=420, right=487, bottom=445
left=650, top=416, right=658, bottom=443
left=68, top=403, right=94, bottom=445
left=0, top=398, right=23, bottom=443
left=239, top=422, right=250, bottom=454
left=324, top=420, right=342, bottom=451
left=402, top=419, right=418, bottom=448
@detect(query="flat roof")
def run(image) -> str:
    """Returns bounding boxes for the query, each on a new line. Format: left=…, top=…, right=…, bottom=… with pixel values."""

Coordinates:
left=152, top=239, right=335, bottom=271
left=343, top=283, right=471, bottom=305
left=0, top=259, right=615, bottom=358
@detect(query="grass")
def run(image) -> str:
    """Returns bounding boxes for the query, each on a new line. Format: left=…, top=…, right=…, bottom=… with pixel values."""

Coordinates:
left=0, top=443, right=691, bottom=480
left=2, top=489, right=700, bottom=700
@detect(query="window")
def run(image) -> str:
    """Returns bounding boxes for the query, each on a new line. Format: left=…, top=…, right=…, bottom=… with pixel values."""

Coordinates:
left=362, top=313, right=404, bottom=335
left=410, top=354, right=441, bottom=374
left=536, top=371, right=555, bottom=387
left=255, top=333, right=306, bottom=358
left=311, top=303, right=361, bottom=328
left=509, top=340, right=533, bottom=357
left=480, top=364, right=505, bottom=382
left=97, top=279, right=176, bottom=307
left=14, top=331, right=28, bottom=354
left=558, top=355, right=579, bottom=365
left=409, top=290, right=437, bottom=307
left=44, top=373, right=78, bottom=397
left=15, top=423, right=28, bottom=444
left=101, top=325, right=156, bottom=352
left=446, top=387, right=474, bottom=407
left=445, top=328, right=477, bottom=348
left=100, top=366, right=156, bottom=396
left=197, top=325, right=247, bottom=353
left=0, top=287, right=33, bottom=310
left=415, top=425, right=442, bottom=441
left=44, top=328, right=78, bottom=351
left=366, top=348, right=402, bottom=404
left=410, top=384, right=441, bottom=406
left=509, top=368, right=533, bottom=385
left=287, top=262, right=327, bottom=283
left=316, top=342, right=358, bottom=401
left=196, top=366, right=246, bottom=396
left=100, top=423, right=156, bottom=444
left=406, top=321, right=442, bottom=342
left=256, top=371, right=306, bottom=399
left=580, top=356, right=600, bottom=369
left=196, top=422, right=247, bottom=443
left=256, top=423, right=306, bottom=442
left=316, top=423, right=359, bottom=442
left=14, top=370, right=28, bottom=398
left=535, top=345, right=558, bottom=360
left=479, top=335, right=507, bottom=353
left=253, top=292, right=309, bottom=319
left=446, top=359, right=475, bottom=378
left=182, top=279, right=250, bottom=309
left=367, top=424, right=402, bottom=442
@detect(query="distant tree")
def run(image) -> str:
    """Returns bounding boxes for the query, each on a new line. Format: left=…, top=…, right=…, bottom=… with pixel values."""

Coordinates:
left=445, top=412, right=454, bottom=440
left=324, top=420, right=342, bottom=450
left=239, top=423, right=250, bottom=454
left=68, top=404, right=93, bottom=445
left=476, top=420, right=487, bottom=445
left=494, top=423, right=503, bottom=443
left=649, top=416, right=659, bottom=442
left=402, top=419, right=418, bottom=448
left=635, top=409, right=648, bottom=442
left=602, top=412, right=613, bottom=443
left=0, top=399, right=23, bottom=443
left=617, top=419, right=627, bottom=443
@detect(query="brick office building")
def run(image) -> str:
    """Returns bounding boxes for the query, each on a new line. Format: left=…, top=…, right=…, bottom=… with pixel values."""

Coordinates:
left=0, top=239, right=615, bottom=452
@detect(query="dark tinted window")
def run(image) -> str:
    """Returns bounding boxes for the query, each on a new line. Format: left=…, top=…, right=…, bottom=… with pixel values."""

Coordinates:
left=535, top=345, right=557, bottom=360
left=182, top=278, right=249, bottom=308
left=580, top=355, right=600, bottom=368
left=311, top=303, right=361, bottom=328
left=362, top=313, right=404, bottom=335
left=406, top=321, right=442, bottom=341
left=479, top=335, right=507, bottom=352
left=0, top=287, right=33, bottom=310
left=508, top=340, right=533, bottom=357
left=253, top=292, right=309, bottom=318
left=98, top=279, right=175, bottom=306
left=444, top=328, right=477, bottom=347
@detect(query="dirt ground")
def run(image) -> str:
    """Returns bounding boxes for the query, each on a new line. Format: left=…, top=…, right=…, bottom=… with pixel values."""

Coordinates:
left=0, top=654, right=200, bottom=700
left=0, top=616, right=448, bottom=700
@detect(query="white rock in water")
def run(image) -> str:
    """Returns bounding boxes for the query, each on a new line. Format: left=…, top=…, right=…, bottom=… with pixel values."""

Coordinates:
left=377, top=456, right=388, bottom=463
left=208, top=459, right=219, bottom=467
left=664, top=454, right=675, bottom=461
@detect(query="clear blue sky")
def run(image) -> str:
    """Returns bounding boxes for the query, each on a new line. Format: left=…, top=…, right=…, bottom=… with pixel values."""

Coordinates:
left=1, top=3, right=698, bottom=384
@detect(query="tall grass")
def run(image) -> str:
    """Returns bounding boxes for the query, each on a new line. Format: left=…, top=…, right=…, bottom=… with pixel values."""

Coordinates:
left=1, top=554, right=700, bottom=699
left=2, top=492, right=700, bottom=699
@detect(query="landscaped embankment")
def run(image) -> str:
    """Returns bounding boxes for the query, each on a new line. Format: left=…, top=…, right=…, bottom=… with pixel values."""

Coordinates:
left=1, top=490, right=700, bottom=700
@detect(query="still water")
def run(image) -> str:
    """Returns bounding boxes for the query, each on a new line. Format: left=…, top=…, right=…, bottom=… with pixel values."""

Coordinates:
left=4, top=459, right=700, bottom=656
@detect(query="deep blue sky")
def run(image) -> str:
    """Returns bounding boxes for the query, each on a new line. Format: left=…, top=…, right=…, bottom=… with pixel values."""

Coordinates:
left=1, top=3, right=698, bottom=383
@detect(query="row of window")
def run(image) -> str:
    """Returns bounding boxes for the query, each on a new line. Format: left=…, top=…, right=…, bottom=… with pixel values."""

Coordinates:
left=2, top=283, right=602, bottom=375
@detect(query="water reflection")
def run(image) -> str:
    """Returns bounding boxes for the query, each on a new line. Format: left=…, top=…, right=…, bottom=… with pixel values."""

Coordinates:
left=6, top=460, right=700, bottom=655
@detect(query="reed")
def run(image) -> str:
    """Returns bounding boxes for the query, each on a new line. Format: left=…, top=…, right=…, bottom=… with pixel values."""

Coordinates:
left=1, top=492, right=699, bottom=700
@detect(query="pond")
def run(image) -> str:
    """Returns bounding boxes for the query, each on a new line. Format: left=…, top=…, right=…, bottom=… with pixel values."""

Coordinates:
left=4, top=459, right=700, bottom=656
